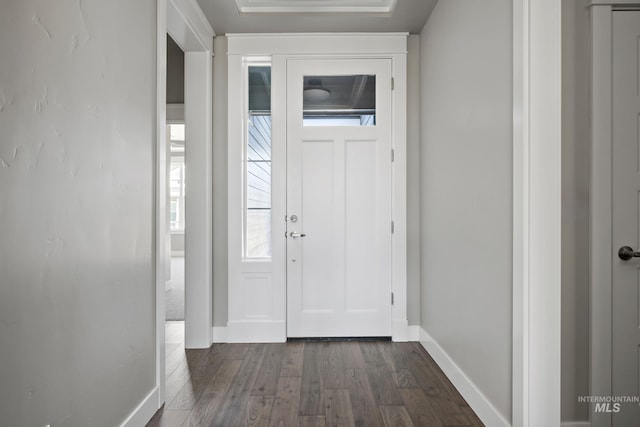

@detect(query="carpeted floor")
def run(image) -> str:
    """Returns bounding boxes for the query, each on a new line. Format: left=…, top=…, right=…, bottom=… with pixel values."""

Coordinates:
left=165, top=257, right=184, bottom=321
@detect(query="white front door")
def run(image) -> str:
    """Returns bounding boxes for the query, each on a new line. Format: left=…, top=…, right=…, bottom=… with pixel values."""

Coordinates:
left=286, top=58, right=393, bottom=337
left=612, top=11, right=640, bottom=425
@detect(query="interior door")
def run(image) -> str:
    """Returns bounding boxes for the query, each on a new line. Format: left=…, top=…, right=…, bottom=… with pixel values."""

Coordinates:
left=612, top=11, right=640, bottom=425
left=286, top=58, right=392, bottom=337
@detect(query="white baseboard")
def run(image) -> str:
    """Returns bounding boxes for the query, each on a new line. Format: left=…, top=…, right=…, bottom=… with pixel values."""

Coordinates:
left=419, top=328, right=510, bottom=427
left=561, top=422, right=590, bottom=427
left=406, top=325, right=420, bottom=341
left=392, top=319, right=409, bottom=341
left=120, top=386, right=159, bottom=427
left=212, top=326, right=227, bottom=343
left=226, top=320, right=286, bottom=343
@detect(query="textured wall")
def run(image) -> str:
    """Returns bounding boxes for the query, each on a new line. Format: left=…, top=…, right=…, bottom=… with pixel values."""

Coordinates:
left=419, top=0, right=513, bottom=421
left=0, top=1, right=156, bottom=425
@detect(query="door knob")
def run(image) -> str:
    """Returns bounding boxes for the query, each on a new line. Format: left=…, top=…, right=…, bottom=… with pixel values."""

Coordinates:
left=289, top=231, right=306, bottom=238
left=618, top=246, right=640, bottom=261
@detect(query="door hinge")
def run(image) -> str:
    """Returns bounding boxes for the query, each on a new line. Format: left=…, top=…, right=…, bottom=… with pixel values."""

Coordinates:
left=391, top=149, right=395, bottom=162
left=391, top=292, right=394, bottom=305
left=391, top=221, right=395, bottom=234
left=391, top=77, right=395, bottom=90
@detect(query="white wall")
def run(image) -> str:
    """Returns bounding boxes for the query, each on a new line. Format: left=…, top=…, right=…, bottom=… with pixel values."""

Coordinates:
left=419, top=0, right=512, bottom=421
left=561, top=0, right=590, bottom=422
left=212, top=36, right=229, bottom=327
left=171, top=232, right=185, bottom=254
left=0, top=1, right=156, bottom=425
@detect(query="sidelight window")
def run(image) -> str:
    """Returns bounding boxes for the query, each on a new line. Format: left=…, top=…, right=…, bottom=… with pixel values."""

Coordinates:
left=244, top=65, right=272, bottom=258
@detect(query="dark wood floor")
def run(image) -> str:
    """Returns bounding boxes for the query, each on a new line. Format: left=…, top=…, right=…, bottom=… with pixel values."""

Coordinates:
left=147, top=322, right=484, bottom=427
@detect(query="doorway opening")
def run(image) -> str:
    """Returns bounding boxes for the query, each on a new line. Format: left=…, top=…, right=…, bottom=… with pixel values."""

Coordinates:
left=167, top=122, right=185, bottom=323
left=164, top=35, right=187, bottom=404
left=155, top=0, right=214, bottom=411
left=166, top=35, right=186, bottom=325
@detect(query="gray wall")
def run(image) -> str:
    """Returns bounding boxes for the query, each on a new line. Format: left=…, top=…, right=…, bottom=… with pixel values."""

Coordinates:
left=407, top=35, right=422, bottom=326
left=213, top=36, right=229, bottom=327
left=0, top=1, right=156, bottom=426
left=172, top=232, right=185, bottom=254
left=167, top=35, right=185, bottom=104
left=561, top=0, right=590, bottom=422
left=419, top=0, right=513, bottom=421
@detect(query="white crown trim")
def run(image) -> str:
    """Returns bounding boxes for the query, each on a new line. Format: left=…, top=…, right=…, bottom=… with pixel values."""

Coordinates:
left=232, top=0, right=398, bottom=14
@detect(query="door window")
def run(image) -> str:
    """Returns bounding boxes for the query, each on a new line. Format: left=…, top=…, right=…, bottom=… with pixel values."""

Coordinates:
left=302, top=74, right=376, bottom=126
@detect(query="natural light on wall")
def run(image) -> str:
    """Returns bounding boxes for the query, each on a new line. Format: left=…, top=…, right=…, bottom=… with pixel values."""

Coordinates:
left=245, top=65, right=272, bottom=258
left=169, top=123, right=185, bottom=231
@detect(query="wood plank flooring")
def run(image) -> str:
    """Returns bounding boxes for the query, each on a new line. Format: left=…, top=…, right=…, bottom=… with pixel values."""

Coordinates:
left=147, top=322, right=484, bottom=427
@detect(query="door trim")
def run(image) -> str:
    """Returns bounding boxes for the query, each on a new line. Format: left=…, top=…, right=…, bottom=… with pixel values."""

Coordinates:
left=512, top=0, right=563, bottom=425
left=391, top=51, right=409, bottom=340
left=155, top=0, right=214, bottom=408
left=226, top=34, right=409, bottom=342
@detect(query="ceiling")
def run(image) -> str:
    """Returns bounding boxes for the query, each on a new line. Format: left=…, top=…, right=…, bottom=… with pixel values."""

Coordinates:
left=196, top=0, right=438, bottom=35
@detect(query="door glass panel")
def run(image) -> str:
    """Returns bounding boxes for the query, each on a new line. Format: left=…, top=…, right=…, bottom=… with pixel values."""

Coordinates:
left=303, top=75, right=376, bottom=126
left=245, top=65, right=272, bottom=258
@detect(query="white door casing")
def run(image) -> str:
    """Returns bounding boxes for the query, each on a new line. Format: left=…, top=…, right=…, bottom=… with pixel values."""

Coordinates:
left=286, top=58, right=393, bottom=337
left=226, top=34, right=408, bottom=343
left=611, top=10, right=640, bottom=425
left=155, top=0, right=214, bottom=411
